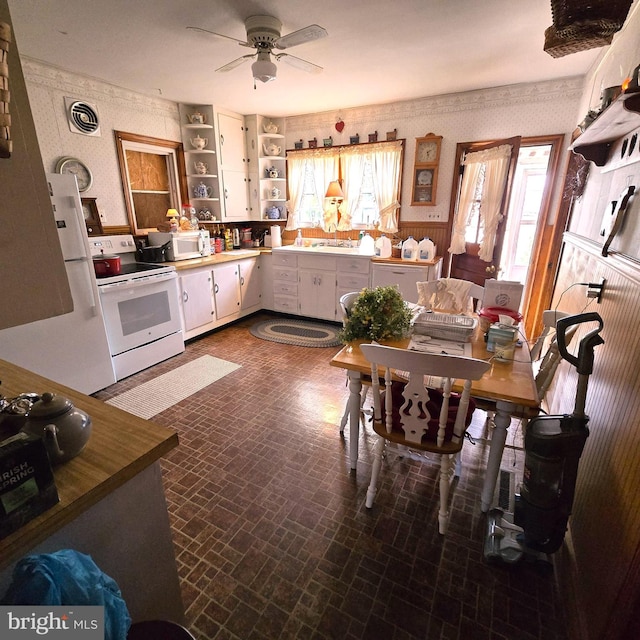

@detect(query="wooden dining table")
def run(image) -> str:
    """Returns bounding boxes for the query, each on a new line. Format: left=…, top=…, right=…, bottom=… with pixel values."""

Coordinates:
left=330, top=327, right=539, bottom=512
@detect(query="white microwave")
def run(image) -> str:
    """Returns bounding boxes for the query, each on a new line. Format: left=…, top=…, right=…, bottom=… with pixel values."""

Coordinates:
left=148, top=230, right=211, bottom=261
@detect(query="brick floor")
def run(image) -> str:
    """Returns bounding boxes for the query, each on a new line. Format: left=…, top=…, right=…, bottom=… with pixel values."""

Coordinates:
left=95, top=312, right=567, bottom=640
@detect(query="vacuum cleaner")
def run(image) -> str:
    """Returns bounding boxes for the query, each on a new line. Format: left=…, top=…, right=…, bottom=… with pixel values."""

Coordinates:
left=484, top=312, right=604, bottom=564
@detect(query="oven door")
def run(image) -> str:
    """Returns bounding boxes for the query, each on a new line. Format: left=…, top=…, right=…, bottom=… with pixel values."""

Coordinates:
left=98, top=271, right=182, bottom=356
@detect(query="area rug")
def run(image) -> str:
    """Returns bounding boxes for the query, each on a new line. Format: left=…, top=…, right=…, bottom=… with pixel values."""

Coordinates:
left=105, top=355, right=241, bottom=419
left=250, top=318, right=342, bottom=348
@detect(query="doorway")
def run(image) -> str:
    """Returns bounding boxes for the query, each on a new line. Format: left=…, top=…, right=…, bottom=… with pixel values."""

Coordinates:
left=447, top=134, right=565, bottom=339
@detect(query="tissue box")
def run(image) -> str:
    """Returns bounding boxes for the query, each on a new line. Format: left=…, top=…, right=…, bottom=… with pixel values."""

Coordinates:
left=486, top=324, right=517, bottom=353
left=0, top=432, right=59, bottom=539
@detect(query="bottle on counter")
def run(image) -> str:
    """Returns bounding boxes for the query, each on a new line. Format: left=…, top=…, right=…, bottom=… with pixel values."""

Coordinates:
left=417, top=237, right=435, bottom=262
left=224, top=227, right=233, bottom=251
left=232, top=227, right=240, bottom=250
left=401, top=236, right=418, bottom=261
left=359, top=232, right=375, bottom=255
left=374, top=234, right=392, bottom=258
left=295, top=229, right=303, bottom=246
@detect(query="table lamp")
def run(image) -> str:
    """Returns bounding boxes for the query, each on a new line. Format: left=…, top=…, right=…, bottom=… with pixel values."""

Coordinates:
left=166, top=208, right=179, bottom=231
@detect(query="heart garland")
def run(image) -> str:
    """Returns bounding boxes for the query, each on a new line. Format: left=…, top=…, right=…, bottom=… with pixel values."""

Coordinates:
left=335, top=119, right=345, bottom=133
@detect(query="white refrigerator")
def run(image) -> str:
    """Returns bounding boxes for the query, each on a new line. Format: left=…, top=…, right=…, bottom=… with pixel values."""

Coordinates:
left=0, top=173, right=116, bottom=394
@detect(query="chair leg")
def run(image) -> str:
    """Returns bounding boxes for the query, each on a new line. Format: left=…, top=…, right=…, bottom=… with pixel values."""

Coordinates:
left=438, top=454, right=456, bottom=534
left=366, top=437, right=386, bottom=509
left=340, top=387, right=370, bottom=434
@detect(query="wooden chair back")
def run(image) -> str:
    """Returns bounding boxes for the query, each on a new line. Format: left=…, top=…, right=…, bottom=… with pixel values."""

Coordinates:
left=361, top=343, right=490, bottom=450
left=416, top=278, right=485, bottom=313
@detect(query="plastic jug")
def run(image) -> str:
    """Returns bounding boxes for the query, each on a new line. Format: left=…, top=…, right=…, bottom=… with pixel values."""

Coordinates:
left=359, top=232, right=375, bottom=255
left=417, top=237, right=435, bottom=262
left=401, top=236, right=418, bottom=261
left=375, top=234, right=392, bottom=258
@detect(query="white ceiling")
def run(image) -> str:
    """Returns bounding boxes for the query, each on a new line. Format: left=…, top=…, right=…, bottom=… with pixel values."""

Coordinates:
left=8, top=0, right=604, bottom=117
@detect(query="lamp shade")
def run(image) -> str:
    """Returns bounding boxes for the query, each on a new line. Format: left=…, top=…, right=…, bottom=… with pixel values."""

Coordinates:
left=325, top=181, right=344, bottom=199
left=252, top=51, right=277, bottom=83
left=166, top=208, right=179, bottom=218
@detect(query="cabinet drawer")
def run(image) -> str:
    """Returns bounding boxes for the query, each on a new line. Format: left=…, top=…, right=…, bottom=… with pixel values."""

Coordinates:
left=337, top=256, right=371, bottom=275
left=272, top=252, right=298, bottom=268
left=274, top=295, right=298, bottom=313
left=273, top=267, right=297, bottom=283
left=337, top=272, right=369, bottom=290
left=298, top=254, right=337, bottom=271
left=273, top=281, right=298, bottom=296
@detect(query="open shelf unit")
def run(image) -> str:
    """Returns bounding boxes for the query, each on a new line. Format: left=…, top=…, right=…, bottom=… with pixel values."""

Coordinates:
left=571, top=90, right=640, bottom=166
left=246, top=114, right=287, bottom=221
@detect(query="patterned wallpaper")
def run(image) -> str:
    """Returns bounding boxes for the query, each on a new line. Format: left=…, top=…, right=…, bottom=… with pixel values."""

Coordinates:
left=22, top=56, right=584, bottom=227
left=286, top=78, right=585, bottom=223
left=22, top=57, right=180, bottom=227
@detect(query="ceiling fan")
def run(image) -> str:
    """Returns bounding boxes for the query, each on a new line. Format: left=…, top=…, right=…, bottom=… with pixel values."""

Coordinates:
left=187, top=15, right=328, bottom=85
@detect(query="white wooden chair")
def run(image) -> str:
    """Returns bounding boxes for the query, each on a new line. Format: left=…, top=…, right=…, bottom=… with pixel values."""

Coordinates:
left=478, top=309, right=578, bottom=429
left=416, top=278, right=485, bottom=313
left=360, top=343, right=490, bottom=534
left=338, top=292, right=371, bottom=433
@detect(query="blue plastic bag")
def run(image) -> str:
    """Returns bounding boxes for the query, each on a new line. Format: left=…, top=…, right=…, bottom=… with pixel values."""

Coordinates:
left=1, top=549, right=131, bottom=640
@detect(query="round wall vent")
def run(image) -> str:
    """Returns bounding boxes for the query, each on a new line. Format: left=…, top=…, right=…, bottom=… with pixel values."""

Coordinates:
left=65, top=99, right=100, bottom=136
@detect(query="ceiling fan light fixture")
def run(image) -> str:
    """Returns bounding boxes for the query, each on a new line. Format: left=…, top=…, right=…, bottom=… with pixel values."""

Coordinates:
left=252, top=51, right=277, bottom=83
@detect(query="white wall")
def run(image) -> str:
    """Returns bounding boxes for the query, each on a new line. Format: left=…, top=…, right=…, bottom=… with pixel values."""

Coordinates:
left=22, top=58, right=181, bottom=227
left=23, top=57, right=584, bottom=229
left=285, top=79, right=584, bottom=224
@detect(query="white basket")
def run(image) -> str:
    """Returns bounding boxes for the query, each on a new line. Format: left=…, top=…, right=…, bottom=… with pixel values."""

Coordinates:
left=412, top=312, right=477, bottom=342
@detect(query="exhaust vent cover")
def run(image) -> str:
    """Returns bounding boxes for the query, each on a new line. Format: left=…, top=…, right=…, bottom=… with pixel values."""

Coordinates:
left=64, top=98, right=100, bottom=136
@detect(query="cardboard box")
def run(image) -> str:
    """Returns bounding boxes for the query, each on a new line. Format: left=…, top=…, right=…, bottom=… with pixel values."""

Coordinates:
left=0, top=432, right=59, bottom=539
left=483, top=279, right=523, bottom=312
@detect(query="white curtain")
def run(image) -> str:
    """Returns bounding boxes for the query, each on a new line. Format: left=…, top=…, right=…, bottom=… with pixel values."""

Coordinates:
left=449, top=160, right=483, bottom=255
left=338, top=148, right=367, bottom=231
left=285, top=148, right=339, bottom=231
left=370, top=140, right=402, bottom=233
left=285, top=153, right=307, bottom=231
left=448, top=143, right=512, bottom=260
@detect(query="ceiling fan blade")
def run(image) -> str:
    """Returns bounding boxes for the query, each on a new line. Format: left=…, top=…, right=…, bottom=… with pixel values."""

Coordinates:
left=216, top=54, right=255, bottom=73
left=276, top=53, right=323, bottom=74
left=186, top=26, right=252, bottom=48
left=275, top=24, right=328, bottom=50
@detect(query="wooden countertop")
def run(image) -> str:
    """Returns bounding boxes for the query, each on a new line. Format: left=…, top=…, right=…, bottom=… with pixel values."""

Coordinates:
left=370, top=256, right=442, bottom=267
left=166, top=249, right=261, bottom=271
left=0, top=359, right=179, bottom=569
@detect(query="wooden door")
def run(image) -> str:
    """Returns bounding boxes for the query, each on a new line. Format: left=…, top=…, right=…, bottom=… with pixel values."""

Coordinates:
left=448, top=137, right=521, bottom=286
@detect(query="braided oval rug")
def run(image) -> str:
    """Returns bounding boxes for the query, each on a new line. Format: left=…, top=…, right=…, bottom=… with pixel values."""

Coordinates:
left=249, top=318, right=342, bottom=348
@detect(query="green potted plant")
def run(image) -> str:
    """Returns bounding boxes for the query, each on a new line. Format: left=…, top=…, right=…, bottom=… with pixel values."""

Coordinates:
left=340, top=286, right=413, bottom=342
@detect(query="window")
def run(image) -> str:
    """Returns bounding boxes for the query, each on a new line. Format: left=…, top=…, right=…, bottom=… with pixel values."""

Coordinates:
left=286, top=140, right=403, bottom=233
left=115, top=131, right=187, bottom=235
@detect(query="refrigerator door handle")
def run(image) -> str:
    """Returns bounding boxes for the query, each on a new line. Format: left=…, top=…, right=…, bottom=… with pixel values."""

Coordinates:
left=66, top=256, right=100, bottom=316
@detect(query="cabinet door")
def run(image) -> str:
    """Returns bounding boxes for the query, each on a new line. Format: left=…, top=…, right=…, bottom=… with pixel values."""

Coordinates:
left=220, top=169, right=249, bottom=220
left=299, top=269, right=337, bottom=321
left=212, top=263, right=241, bottom=319
left=371, top=264, right=430, bottom=303
left=180, top=270, right=214, bottom=331
left=239, top=258, right=262, bottom=310
left=217, top=112, right=246, bottom=171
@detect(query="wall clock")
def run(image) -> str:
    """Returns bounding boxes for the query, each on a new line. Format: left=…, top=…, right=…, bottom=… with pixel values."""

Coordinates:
left=55, top=156, right=93, bottom=192
left=412, top=134, right=442, bottom=206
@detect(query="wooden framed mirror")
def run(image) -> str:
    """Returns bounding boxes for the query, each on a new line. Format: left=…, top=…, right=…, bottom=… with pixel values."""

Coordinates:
left=114, top=131, right=188, bottom=235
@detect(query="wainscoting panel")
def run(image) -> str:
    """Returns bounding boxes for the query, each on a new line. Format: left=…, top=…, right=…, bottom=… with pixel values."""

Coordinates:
left=550, top=233, right=640, bottom=640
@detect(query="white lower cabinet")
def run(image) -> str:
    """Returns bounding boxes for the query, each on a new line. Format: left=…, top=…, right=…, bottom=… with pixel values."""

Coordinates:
left=212, top=262, right=242, bottom=319
left=239, top=258, right=262, bottom=310
left=371, top=259, right=442, bottom=303
left=177, top=256, right=263, bottom=340
left=179, top=268, right=215, bottom=340
left=260, top=253, right=274, bottom=311
left=298, top=254, right=337, bottom=321
left=272, top=251, right=298, bottom=314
